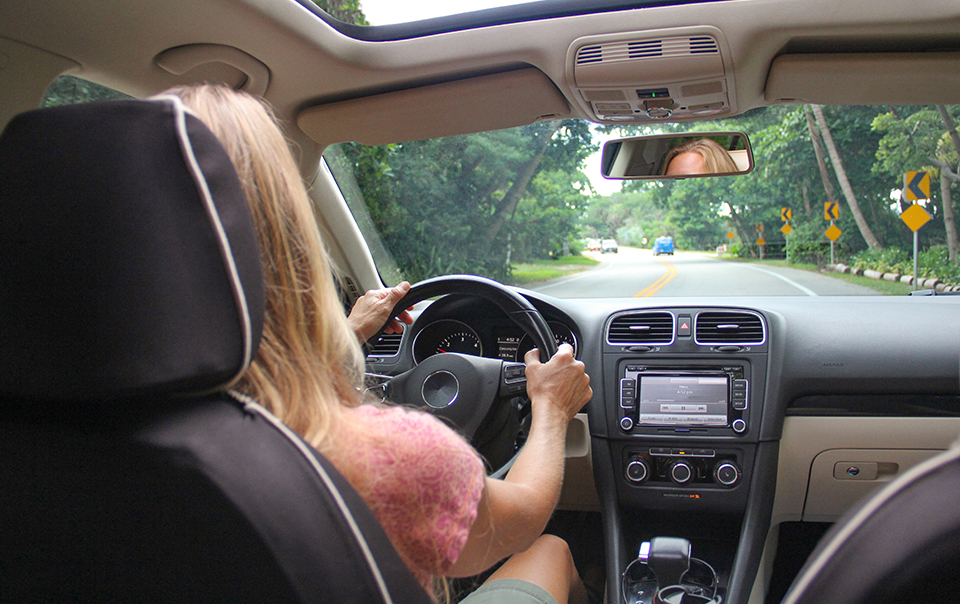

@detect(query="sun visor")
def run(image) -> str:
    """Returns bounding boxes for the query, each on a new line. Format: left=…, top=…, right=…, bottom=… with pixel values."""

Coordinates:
left=297, top=68, right=571, bottom=146
left=765, top=52, right=960, bottom=105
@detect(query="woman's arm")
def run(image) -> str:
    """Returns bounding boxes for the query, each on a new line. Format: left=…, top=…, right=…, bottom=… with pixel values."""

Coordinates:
left=447, top=344, right=592, bottom=577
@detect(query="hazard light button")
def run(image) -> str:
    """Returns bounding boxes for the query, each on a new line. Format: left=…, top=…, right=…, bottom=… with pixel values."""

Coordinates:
left=678, top=314, right=691, bottom=337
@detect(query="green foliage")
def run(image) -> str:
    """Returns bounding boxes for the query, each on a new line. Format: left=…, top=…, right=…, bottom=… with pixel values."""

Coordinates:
left=41, top=76, right=130, bottom=107
left=784, top=219, right=851, bottom=266
left=310, top=0, right=368, bottom=25
left=851, top=245, right=960, bottom=283
left=581, top=189, right=672, bottom=247
left=335, top=120, right=593, bottom=282
left=850, top=247, right=909, bottom=272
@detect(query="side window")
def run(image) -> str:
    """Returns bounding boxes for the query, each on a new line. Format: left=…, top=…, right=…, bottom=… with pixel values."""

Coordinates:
left=41, top=75, right=130, bottom=107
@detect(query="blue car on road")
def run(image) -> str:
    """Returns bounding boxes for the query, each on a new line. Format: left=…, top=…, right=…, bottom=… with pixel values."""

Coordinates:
left=652, top=236, right=674, bottom=256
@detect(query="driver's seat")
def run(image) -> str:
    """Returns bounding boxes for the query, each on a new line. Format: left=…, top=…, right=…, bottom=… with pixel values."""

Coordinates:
left=0, top=98, right=429, bottom=603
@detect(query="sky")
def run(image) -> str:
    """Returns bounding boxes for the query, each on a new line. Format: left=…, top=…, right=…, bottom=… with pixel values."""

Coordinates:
left=360, top=0, right=526, bottom=25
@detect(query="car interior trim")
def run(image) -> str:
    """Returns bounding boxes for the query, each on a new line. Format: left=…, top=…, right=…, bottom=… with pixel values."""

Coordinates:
left=297, top=67, right=571, bottom=146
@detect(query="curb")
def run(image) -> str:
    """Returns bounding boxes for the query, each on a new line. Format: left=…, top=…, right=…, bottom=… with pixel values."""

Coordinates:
left=828, top=264, right=960, bottom=292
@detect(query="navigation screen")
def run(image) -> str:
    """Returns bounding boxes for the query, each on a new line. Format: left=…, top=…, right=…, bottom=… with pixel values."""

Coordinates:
left=637, top=375, right=729, bottom=426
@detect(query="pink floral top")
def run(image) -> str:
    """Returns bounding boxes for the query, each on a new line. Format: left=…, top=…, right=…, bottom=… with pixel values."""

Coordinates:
left=334, top=404, right=486, bottom=593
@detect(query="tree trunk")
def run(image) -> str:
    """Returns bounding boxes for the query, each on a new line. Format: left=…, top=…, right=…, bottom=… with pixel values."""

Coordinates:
left=804, top=105, right=837, bottom=214
left=725, top=203, right=756, bottom=257
left=942, top=172, right=958, bottom=263
left=811, top=104, right=883, bottom=250
left=481, top=121, right=560, bottom=250
left=936, top=105, right=960, bottom=263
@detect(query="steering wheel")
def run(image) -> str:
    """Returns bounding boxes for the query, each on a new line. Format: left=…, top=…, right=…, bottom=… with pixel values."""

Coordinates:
left=373, top=275, right=557, bottom=476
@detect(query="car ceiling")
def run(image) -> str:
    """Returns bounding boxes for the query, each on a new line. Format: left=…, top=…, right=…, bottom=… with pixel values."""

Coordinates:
left=2, top=0, right=960, bottom=154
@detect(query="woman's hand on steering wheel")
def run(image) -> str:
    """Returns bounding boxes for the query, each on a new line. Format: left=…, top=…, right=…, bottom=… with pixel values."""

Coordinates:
left=347, top=281, right=414, bottom=343
left=524, top=344, right=592, bottom=424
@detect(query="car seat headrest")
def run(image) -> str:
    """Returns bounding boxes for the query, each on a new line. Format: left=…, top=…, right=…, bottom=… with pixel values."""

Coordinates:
left=0, top=98, right=264, bottom=402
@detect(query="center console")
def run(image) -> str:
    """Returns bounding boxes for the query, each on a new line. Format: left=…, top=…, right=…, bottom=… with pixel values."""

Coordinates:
left=594, top=308, right=772, bottom=604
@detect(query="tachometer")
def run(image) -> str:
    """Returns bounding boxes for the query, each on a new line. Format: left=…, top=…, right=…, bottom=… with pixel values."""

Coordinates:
left=515, top=322, right=578, bottom=361
left=413, top=319, right=483, bottom=363
left=437, top=331, right=482, bottom=355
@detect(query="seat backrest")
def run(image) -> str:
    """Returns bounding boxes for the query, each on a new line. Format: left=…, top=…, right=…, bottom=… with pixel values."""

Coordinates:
left=781, top=440, right=960, bottom=604
left=0, top=99, right=429, bottom=604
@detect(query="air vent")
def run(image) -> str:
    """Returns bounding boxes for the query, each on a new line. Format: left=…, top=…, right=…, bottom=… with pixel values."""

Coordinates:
left=367, top=333, right=403, bottom=357
left=575, top=36, right=718, bottom=67
left=608, top=312, right=675, bottom=345
left=695, top=312, right=765, bottom=345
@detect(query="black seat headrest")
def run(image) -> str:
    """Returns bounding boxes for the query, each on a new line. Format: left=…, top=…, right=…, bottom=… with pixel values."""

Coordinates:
left=0, top=98, right=264, bottom=402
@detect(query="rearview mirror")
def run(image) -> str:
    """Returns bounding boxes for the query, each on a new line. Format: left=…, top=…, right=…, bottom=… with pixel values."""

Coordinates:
left=601, top=132, right=753, bottom=180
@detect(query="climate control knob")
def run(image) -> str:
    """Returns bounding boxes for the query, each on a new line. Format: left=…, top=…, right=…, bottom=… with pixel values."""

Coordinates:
left=625, top=458, right=650, bottom=484
left=670, top=460, right=694, bottom=484
left=713, top=461, right=741, bottom=487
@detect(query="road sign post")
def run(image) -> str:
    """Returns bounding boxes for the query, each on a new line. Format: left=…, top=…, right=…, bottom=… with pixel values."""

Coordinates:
left=824, top=202, right=840, bottom=265
left=781, top=208, right=791, bottom=263
left=900, top=199, right=932, bottom=291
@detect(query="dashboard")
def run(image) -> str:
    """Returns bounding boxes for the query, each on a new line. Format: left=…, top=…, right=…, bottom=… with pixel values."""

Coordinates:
left=368, top=289, right=960, bottom=604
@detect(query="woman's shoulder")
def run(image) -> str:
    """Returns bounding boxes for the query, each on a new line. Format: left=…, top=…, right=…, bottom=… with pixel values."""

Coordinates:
left=343, top=403, right=486, bottom=581
left=350, top=403, right=479, bottom=461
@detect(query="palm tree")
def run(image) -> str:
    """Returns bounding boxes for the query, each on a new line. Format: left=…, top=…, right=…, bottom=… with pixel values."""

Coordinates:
left=810, top=104, right=882, bottom=250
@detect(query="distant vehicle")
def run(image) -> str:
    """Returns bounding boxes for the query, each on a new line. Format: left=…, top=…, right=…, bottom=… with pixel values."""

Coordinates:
left=586, top=238, right=601, bottom=252
left=652, top=236, right=674, bottom=256
left=600, top=238, right=618, bottom=253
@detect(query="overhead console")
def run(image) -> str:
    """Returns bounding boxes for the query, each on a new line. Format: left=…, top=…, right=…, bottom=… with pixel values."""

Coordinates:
left=565, top=27, right=737, bottom=123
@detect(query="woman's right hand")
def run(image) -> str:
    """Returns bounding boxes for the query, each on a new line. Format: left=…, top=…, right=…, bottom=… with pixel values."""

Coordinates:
left=523, top=344, right=592, bottom=423
left=448, top=343, right=591, bottom=577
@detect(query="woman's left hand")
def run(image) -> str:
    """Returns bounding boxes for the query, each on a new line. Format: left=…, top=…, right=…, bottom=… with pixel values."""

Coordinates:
left=347, top=281, right=413, bottom=343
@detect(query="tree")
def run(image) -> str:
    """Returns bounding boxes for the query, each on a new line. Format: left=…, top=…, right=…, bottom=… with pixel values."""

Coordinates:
left=935, top=105, right=960, bottom=263
left=811, top=104, right=882, bottom=250
left=334, top=120, right=595, bottom=282
left=311, top=0, right=368, bottom=25
left=873, top=105, right=960, bottom=262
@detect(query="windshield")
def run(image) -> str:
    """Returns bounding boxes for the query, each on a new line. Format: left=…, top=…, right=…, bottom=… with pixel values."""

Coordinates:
left=325, top=104, right=960, bottom=298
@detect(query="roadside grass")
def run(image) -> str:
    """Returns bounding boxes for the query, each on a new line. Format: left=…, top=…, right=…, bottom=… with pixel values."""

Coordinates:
left=511, top=254, right=599, bottom=285
left=721, top=256, right=914, bottom=295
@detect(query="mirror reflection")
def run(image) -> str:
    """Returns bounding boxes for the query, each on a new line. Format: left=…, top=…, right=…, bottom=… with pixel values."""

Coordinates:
left=601, top=132, right=753, bottom=179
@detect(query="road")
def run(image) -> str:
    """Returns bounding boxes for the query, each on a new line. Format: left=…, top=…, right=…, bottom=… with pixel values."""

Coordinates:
left=530, top=247, right=881, bottom=298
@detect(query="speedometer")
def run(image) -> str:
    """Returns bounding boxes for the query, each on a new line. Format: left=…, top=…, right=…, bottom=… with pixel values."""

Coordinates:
left=413, top=319, right=483, bottom=363
left=515, top=322, right=578, bottom=362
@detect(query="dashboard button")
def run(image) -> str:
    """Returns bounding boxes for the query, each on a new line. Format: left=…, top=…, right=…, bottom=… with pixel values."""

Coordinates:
left=670, top=461, right=694, bottom=484
left=625, top=459, right=650, bottom=483
left=714, top=462, right=741, bottom=486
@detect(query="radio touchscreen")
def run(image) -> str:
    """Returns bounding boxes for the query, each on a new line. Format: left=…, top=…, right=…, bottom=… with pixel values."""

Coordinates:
left=638, top=375, right=728, bottom=426
left=619, top=364, right=749, bottom=434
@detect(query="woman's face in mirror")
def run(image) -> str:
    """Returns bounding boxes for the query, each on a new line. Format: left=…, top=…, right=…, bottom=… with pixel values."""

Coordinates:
left=665, top=151, right=705, bottom=175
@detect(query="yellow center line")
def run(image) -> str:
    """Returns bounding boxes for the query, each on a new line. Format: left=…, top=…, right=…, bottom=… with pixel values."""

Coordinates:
left=634, top=260, right=678, bottom=297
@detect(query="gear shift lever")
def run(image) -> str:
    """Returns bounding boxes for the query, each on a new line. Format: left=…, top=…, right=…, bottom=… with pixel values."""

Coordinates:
left=640, top=537, right=692, bottom=588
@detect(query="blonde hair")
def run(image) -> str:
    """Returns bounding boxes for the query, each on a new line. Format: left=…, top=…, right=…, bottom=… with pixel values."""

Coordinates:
left=664, top=137, right=739, bottom=174
left=163, top=84, right=365, bottom=449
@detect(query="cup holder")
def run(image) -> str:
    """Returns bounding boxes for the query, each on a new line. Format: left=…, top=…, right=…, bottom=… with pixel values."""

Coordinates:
left=621, top=556, right=720, bottom=604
